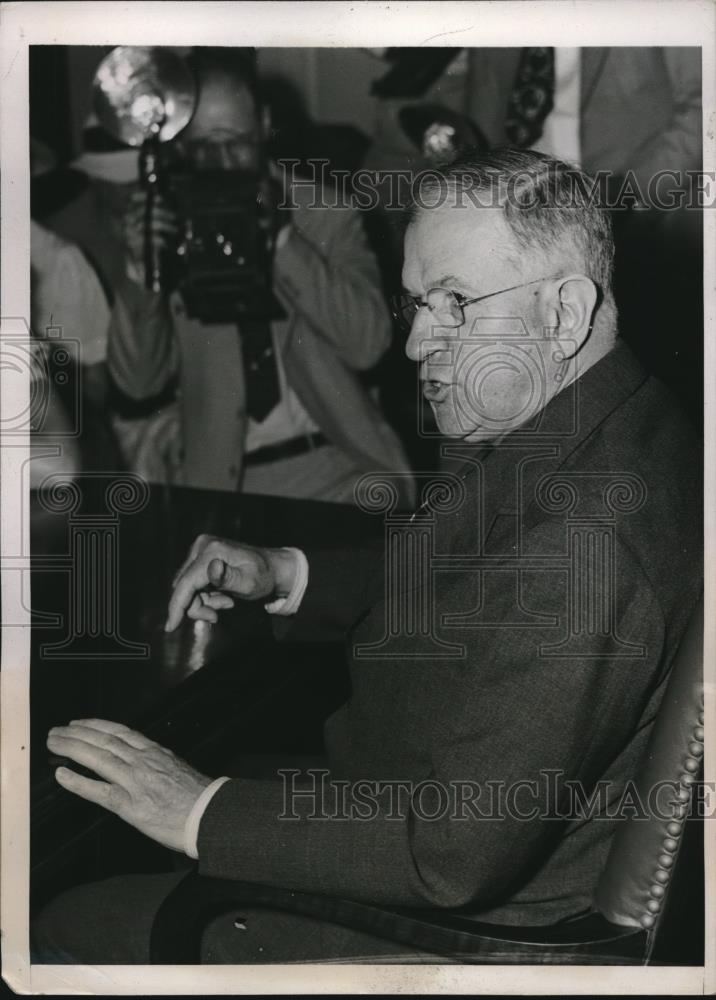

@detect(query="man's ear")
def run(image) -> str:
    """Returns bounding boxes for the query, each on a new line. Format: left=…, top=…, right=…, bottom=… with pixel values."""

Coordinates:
left=542, top=274, right=598, bottom=357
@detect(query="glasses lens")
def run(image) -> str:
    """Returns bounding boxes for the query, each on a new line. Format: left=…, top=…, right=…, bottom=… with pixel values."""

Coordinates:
left=426, top=288, right=463, bottom=326
left=391, top=294, right=418, bottom=331
left=184, top=134, right=259, bottom=170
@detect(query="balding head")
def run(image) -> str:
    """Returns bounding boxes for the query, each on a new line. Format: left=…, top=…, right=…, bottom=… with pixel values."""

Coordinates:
left=177, top=48, right=261, bottom=171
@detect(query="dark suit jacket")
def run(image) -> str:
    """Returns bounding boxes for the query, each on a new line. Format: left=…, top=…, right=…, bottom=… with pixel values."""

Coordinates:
left=197, top=341, right=702, bottom=925
left=465, top=47, right=702, bottom=185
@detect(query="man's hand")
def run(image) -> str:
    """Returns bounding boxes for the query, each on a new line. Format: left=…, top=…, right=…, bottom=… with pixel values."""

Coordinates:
left=124, top=191, right=179, bottom=280
left=46, top=719, right=211, bottom=854
left=165, top=534, right=299, bottom=632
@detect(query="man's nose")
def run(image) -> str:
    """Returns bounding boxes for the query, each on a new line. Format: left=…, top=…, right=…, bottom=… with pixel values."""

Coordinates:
left=404, top=311, right=454, bottom=363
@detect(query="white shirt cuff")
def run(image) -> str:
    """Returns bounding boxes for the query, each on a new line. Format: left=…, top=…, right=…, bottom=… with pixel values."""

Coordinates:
left=183, top=776, right=230, bottom=860
left=264, top=547, right=308, bottom=616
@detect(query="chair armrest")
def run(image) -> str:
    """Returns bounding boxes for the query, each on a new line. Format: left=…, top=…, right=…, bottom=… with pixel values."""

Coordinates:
left=150, top=872, right=648, bottom=964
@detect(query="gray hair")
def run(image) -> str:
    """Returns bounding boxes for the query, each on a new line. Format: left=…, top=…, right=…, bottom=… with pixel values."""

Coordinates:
left=412, top=148, right=615, bottom=296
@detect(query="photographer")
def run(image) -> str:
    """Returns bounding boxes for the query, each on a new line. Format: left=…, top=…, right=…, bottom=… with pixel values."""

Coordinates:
left=107, top=48, right=412, bottom=504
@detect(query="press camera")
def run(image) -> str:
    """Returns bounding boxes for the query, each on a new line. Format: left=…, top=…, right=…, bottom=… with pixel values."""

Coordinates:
left=162, top=164, right=285, bottom=324
left=93, top=46, right=284, bottom=324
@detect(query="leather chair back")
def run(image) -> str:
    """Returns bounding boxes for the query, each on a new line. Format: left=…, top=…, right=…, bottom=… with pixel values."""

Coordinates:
left=593, top=595, right=704, bottom=938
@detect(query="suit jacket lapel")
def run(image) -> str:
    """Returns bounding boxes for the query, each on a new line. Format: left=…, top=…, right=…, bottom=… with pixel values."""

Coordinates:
left=492, top=341, right=648, bottom=534
left=359, top=344, right=648, bottom=613
left=466, top=48, right=522, bottom=145
left=440, top=342, right=648, bottom=545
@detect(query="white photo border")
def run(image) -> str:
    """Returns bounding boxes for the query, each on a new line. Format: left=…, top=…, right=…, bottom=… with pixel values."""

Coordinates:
left=1, top=1, right=714, bottom=993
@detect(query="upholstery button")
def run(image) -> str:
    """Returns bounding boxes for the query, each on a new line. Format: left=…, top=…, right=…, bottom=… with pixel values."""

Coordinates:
left=684, top=757, right=700, bottom=772
left=681, top=771, right=697, bottom=785
left=693, top=726, right=704, bottom=742
left=640, top=914, right=656, bottom=929
left=676, top=786, right=691, bottom=801
left=650, top=884, right=666, bottom=898
left=688, top=741, right=704, bottom=757
left=662, top=837, right=678, bottom=852
left=666, top=821, right=681, bottom=837
left=654, top=869, right=670, bottom=884
left=646, top=899, right=661, bottom=913
left=658, top=853, right=674, bottom=869
left=698, top=711, right=704, bottom=725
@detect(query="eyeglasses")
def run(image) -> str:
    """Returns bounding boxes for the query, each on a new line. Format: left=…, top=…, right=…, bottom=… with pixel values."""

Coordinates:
left=391, top=275, right=557, bottom=333
left=179, top=131, right=260, bottom=170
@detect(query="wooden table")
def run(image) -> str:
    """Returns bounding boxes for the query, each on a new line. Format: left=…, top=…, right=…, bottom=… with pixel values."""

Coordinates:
left=30, top=479, right=383, bottom=908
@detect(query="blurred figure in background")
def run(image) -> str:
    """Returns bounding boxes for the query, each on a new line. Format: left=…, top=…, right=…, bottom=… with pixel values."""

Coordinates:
left=368, top=47, right=701, bottom=192
left=45, top=113, right=177, bottom=479
left=28, top=222, right=83, bottom=487
left=104, top=47, right=412, bottom=504
left=30, top=138, right=119, bottom=483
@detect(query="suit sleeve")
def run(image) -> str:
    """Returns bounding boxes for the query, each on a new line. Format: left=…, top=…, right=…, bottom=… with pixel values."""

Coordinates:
left=273, top=205, right=392, bottom=372
left=198, top=527, right=666, bottom=909
left=106, top=276, right=178, bottom=400
left=272, top=545, right=384, bottom=644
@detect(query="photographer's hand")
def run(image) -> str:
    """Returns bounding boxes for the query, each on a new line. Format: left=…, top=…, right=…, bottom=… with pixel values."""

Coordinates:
left=123, top=191, right=180, bottom=284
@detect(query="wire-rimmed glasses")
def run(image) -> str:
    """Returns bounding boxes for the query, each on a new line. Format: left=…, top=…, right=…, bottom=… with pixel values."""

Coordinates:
left=391, top=275, right=559, bottom=333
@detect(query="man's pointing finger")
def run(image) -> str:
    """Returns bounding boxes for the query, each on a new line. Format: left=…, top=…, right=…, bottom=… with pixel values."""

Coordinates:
left=165, top=569, right=207, bottom=632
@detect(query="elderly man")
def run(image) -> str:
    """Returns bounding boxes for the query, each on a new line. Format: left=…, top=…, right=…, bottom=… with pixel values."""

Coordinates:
left=35, top=149, right=702, bottom=963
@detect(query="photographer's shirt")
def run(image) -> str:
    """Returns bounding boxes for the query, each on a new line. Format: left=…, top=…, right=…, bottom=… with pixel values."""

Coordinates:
left=244, top=328, right=319, bottom=453
left=168, top=292, right=321, bottom=482
left=167, top=292, right=363, bottom=502
left=109, top=189, right=413, bottom=505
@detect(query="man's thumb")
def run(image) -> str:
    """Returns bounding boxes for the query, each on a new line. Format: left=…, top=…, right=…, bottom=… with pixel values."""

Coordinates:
left=208, top=558, right=229, bottom=588
left=208, top=557, right=245, bottom=594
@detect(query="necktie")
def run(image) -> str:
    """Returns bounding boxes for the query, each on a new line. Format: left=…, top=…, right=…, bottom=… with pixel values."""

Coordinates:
left=240, top=319, right=281, bottom=422
left=505, top=48, right=555, bottom=147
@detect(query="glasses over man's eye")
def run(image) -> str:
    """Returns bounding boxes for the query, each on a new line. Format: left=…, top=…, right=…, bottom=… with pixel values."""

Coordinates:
left=390, top=289, right=471, bottom=332
left=182, top=132, right=260, bottom=169
left=390, top=274, right=564, bottom=333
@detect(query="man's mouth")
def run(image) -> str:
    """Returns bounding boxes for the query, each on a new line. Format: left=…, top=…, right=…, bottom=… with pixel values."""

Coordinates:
left=422, top=378, right=453, bottom=402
